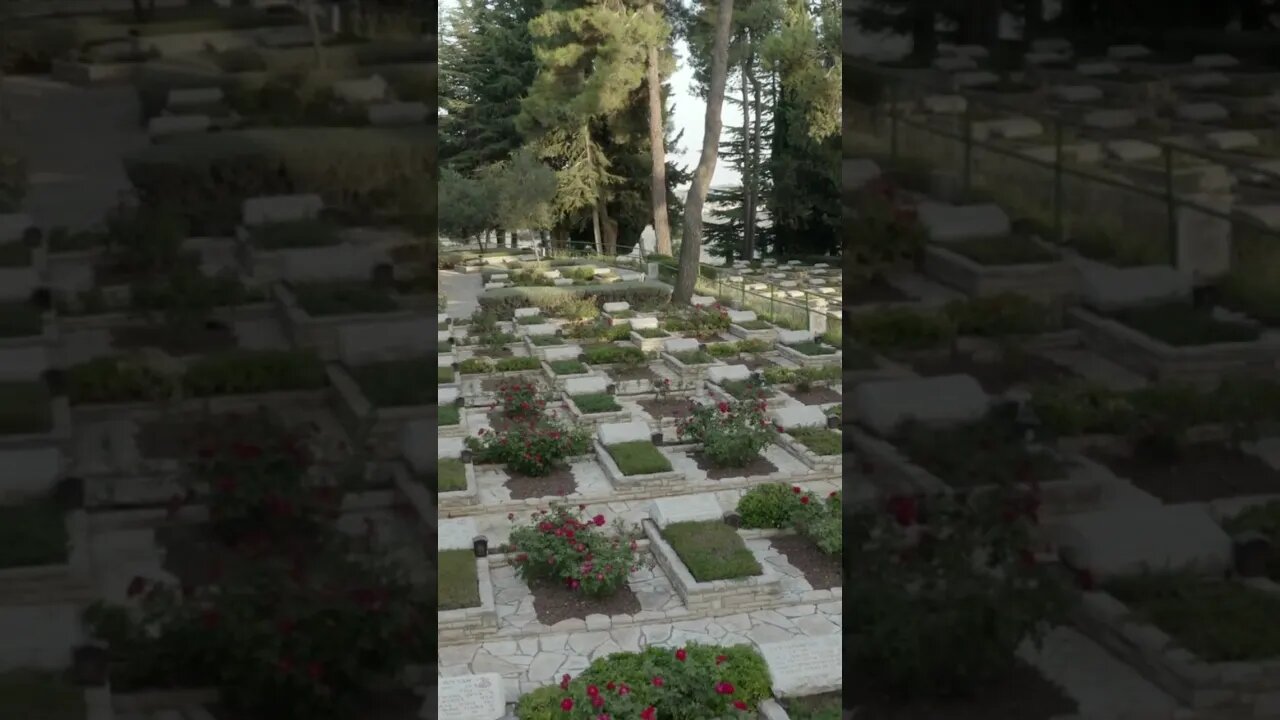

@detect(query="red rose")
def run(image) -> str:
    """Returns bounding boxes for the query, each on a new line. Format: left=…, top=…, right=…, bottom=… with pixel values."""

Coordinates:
left=718, top=401, right=729, bottom=413
left=560, top=674, right=571, bottom=690
left=591, top=695, right=604, bottom=708
left=733, top=700, right=748, bottom=710
left=800, top=496, right=810, bottom=505
left=715, top=654, right=728, bottom=665
left=640, top=707, right=656, bottom=720
left=606, top=681, right=616, bottom=690
left=791, top=486, right=801, bottom=494
left=592, top=514, right=606, bottom=526
left=560, top=698, right=574, bottom=711
left=675, top=648, right=686, bottom=661
left=651, top=676, right=664, bottom=687
left=887, top=496, right=919, bottom=527
left=587, top=684, right=599, bottom=696
left=715, top=681, right=735, bottom=695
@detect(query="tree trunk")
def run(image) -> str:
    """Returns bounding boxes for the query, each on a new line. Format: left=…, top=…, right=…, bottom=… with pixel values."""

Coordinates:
left=646, top=5, right=673, bottom=257
left=307, top=0, right=325, bottom=68
left=909, top=0, right=938, bottom=63
left=673, top=0, right=734, bottom=303
left=748, top=61, right=763, bottom=259
left=584, top=124, right=603, bottom=254
left=600, top=199, right=618, bottom=255
left=740, top=51, right=754, bottom=262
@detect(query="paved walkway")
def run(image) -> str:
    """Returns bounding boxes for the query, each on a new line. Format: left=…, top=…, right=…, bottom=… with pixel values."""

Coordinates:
left=1, top=75, right=147, bottom=230
left=441, top=269, right=483, bottom=320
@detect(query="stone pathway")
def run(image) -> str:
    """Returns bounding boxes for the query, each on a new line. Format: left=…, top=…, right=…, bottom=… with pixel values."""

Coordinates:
left=441, top=269, right=483, bottom=320
left=1, top=75, right=147, bottom=230
left=1020, top=626, right=1181, bottom=717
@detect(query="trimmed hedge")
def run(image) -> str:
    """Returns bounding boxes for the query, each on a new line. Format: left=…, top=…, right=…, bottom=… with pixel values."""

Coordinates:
left=477, top=281, right=671, bottom=318
left=124, top=127, right=432, bottom=233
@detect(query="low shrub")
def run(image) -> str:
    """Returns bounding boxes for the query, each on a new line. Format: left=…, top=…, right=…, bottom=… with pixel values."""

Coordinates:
left=678, top=398, right=773, bottom=468
left=495, top=356, right=541, bottom=372
left=466, top=422, right=591, bottom=477
left=572, top=393, right=620, bottom=413
left=736, top=319, right=772, bottom=330
left=439, top=458, right=466, bottom=492
left=608, top=441, right=672, bottom=475
left=349, top=359, right=433, bottom=407
left=530, top=335, right=564, bottom=347
left=0, top=242, right=33, bottom=267
left=182, top=350, right=327, bottom=397
left=516, top=315, right=544, bottom=325
left=663, top=521, right=761, bottom=581
left=457, top=358, right=494, bottom=375
left=785, top=340, right=837, bottom=356
left=548, top=360, right=587, bottom=375
left=66, top=357, right=169, bottom=405
left=581, top=344, right=645, bottom=365
left=508, top=504, right=639, bottom=596
left=478, top=281, right=672, bottom=317
left=791, top=488, right=842, bottom=555
left=634, top=327, right=668, bottom=339
left=736, top=483, right=799, bottom=529
left=1224, top=500, right=1280, bottom=580
left=438, top=367, right=454, bottom=385
left=439, top=549, right=480, bottom=610
left=0, top=381, right=53, bottom=435
left=896, top=414, right=1064, bottom=488
left=0, top=670, right=84, bottom=720
left=290, top=282, right=398, bottom=316
left=0, top=497, right=68, bottom=569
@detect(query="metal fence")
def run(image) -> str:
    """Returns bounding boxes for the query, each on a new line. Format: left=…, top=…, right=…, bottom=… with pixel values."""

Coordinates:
left=845, top=59, right=1280, bottom=323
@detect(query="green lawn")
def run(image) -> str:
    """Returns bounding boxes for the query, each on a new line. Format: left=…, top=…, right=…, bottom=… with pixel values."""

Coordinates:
left=607, top=441, right=671, bottom=475
left=788, top=427, right=841, bottom=456
left=438, top=549, right=480, bottom=611
left=0, top=500, right=68, bottom=569
left=439, top=459, right=466, bottom=492
left=573, top=393, right=620, bottom=414
left=351, top=359, right=433, bottom=407
left=663, top=520, right=761, bottom=582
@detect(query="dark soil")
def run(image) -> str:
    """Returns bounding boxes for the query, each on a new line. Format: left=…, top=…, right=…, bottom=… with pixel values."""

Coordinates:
left=770, top=534, right=841, bottom=590
left=1088, top=443, right=1280, bottom=503
left=847, top=661, right=1077, bottom=720
left=609, top=365, right=661, bottom=383
left=530, top=577, right=642, bottom=626
left=907, top=352, right=1069, bottom=395
left=638, top=396, right=696, bottom=420
left=504, top=465, right=577, bottom=499
left=846, top=277, right=912, bottom=305
left=209, top=688, right=421, bottom=720
left=741, top=356, right=775, bottom=371
left=135, top=417, right=201, bottom=459
left=692, top=452, right=779, bottom=480
left=788, top=385, right=842, bottom=406
left=111, top=323, right=237, bottom=356
left=475, top=346, right=516, bottom=358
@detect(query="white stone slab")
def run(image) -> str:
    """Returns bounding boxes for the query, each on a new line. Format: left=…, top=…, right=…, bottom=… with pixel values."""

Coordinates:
left=786, top=260, right=801, bottom=266
left=948, top=44, right=989, bottom=58
left=438, top=354, right=453, bottom=368
left=439, top=517, right=479, bottom=551
left=809, top=279, right=825, bottom=286
left=771, top=405, right=828, bottom=431
left=922, top=94, right=966, bottom=114
left=541, top=269, right=561, bottom=279
left=401, top=420, right=432, bottom=472
left=974, top=117, right=1043, bottom=141
left=0, top=447, right=63, bottom=501
left=542, top=344, right=582, bottom=362
left=242, top=194, right=323, bottom=225
left=333, top=74, right=388, bottom=104
left=167, top=87, right=223, bottom=107
left=484, top=282, right=507, bottom=290
left=439, top=387, right=459, bottom=405
left=147, top=114, right=210, bottom=138
left=552, top=278, right=573, bottom=286
left=1176, top=102, right=1229, bottom=123
left=707, top=364, right=751, bottom=384
left=1181, top=72, right=1230, bottom=90
left=491, top=273, right=509, bottom=281
left=845, top=158, right=881, bottom=190
left=1078, top=264, right=1192, bottom=312
left=729, top=275, right=744, bottom=283
left=521, top=323, right=558, bottom=337
left=649, top=493, right=724, bottom=529
left=813, top=263, right=829, bottom=269
left=933, top=56, right=978, bottom=72
left=1050, top=504, right=1232, bottom=580
left=1107, top=44, right=1151, bottom=60
left=690, top=295, right=715, bottom=307
left=438, top=330, right=451, bottom=344
left=1104, top=140, right=1161, bottom=162
left=664, top=337, right=700, bottom=353
left=777, top=329, right=814, bottom=345
left=367, top=101, right=428, bottom=127
left=761, top=259, right=777, bottom=266
left=435, top=673, right=505, bottom=720
left=953, top=70, right=999, bottom=88
left=779, top=280, right=798, bottom=288
left=917, top=202, right=1011, bottom=243
left=438, top=313, right=449, bottom=325
left=727, top=309, right=757, bottom=323
left=513, top=307, right=541, bottom=318
left=603, top=301, right=630, bottom=313
left=1193, top=53, right=1238, bottom=68
left=1205, top=130, right=1259, bottom=151
left=758, top=635, right=843, bottom=698
left=769, top=272, right=788, bottom=279
left=745, top=283, right=768, bottom=291
left=438, top=437, right=464, bottom=459
left=1083, top=109, right=1137, bottom=129
left=852, top=375, right=990, bottom=436
left=1052, top=85, right=1103, bottom=103
left=0, top=214, right=34, bottom=244
left=565, top=375, right=610, bottom=396
left=598, top=421, right=653, bottom=446
left=1077, top=61, right=1120, bottom=76
left=629, top=316, right=658, bottom=330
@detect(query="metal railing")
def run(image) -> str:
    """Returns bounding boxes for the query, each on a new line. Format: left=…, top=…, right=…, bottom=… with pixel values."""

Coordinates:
left=846, top=59, right=1280, bottom=324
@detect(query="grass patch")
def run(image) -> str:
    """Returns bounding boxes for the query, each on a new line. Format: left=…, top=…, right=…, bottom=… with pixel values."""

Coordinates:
left=1224, top=501, right=1280, bottom=580
left=438, top=549, right=480, bottom=611
left=0, top=498, right=68, bottom=569
left=530, top=335, right=564, bottom=347
left=719, top=379, right=771, bottom=400
left=0, top=670, right=85, bottom=720
left=786, top=341, right=838, bottom=356
left=439, top=340, right=452, bottom=354
left=290, top=281, right=398, bottom=316
left=0, top=302, right=43, bottom=338
left=1105, top=574, right=1280, bottom=661
left=608, top=309, right=635, bottom=319
left=669, top=349, right=714, bottom=365
left=1110, top=303, right=1261, bottom=346
left=788, top=427, right=841, bottom=456
left=0, top=242, right=32, bottom=267
left=439, top=458, right=466, bottom=492
left=0, top=381, right=53, bottom=435
left=350, top=359, right=433, bottom=407
left=495, top=356, right=541, bottom=371
left=572, top=393, right=620, bottom=413
left=66, top=357, right=167, bottom=405
left=548, top=360, right=587, bottom=375
left=582, top=344, right=645, bottom=365
left=634, top=328, right=668, bottom=338
left=607, top=441, right=671, bottom=475
left=516, top=315, right=544, bottom=325
left=439, top=405, right=460, bottom=426
left=946, top=234, right=1060, bottom=265
left=736, top=319, right=773, bottom=330
left=438, top=367, right=455, bottom=385
left=249, top=219, right=341, bottom=249
left=458, top=358, right=494, bottom=374
left=663, top=520, right=762, bottom=582
left=181, top=349, right=327, bottom=397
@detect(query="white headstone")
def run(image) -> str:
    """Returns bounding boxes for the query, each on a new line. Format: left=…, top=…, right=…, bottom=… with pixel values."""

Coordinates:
left=1079, top=264, right=1192, bottom=312
left=949, top=43, right=989, bottom=58
left=242, top=194, right=323, bottom=225
left=758, top=636, right=843, bottom=698
left=438, top=517, right=479, bottom=550
left=484, top=282, right=507, bottom=290
left=553, top=278, right=573, bottom=286
left=401, top=420, right=432, bottom=472
left=1107, top=44, right=1151, bottom=60
left=979, top=117, right=1044, bottom=140
left=745, top=283, right=768, bottom=291
left=690, top=295, right=715, bottom=307
left=761, top=259, right=778, bottom=267
left=1176, top=102, right=1229, bottom=123
left=0, top=447, right=63, bottom=501
left=542, top=344, right=582, bottom=362
left=933, top=56, right=978, bottom=72
left=598, top=421, right=653, bottom=446
left=367, top=101, right=428, bottom=127
left=513, top=307, right=541, bottom=318
left=435, top=674, right=506, bottom=720
left=1050, top=504, right=1232, bottom=579
left=603, top=301, right=630, bottom=313
left=439, top=387, right=459, bottom=405
left=922, top=94, right=966, bottom=114
left=491, top=273, right=509, bottom=281
left=778, top=329, right=814, bottom=345
left=438, top=313, right=450, bottom=325
left=727, top=310, right=757, bottom=323
left=813, top=263, right=829, bottom=269
left=707, top=364, right=752, bottom=384
left=1052, top=85, right=1103, bottom=103
left=565, top=375, right=610, bottom=395
left=769, top=273, right=788, bottom=279
left=333, top=74, right=388, bottom=104
left=438, top=354, right=453, bottom=368
left=852, top=375, right=990, bottom=436
left=541, top=269, right=562, bottom=279
left=1205, top=130, right=1259, bottom=151
left=1193, top=54, right=1238, bottom=69
left=629, top=316, right=659, bottom=330
left=1104, top=140, right=1161, bottom=162
left=167, top=87, right=223, bottom=107
left=809, top=279, right=825, bottom=286
left=649, top=493, right=724, bottom=528
left=664, top=337, right=701, bottom=353
left=779, top=281, right=798, bottom=288
left=438, top=437, right=464, bottom=459
left=728, top=275, right=745, bottom=283
left=438, top=331, right=451, bottom=344
left=1025, top=51, right=1069, bottom=65
left=771, top=405, right=828, bottom=431
left=0, top=214, right=35, bottom=244
left=1083, top=109, right=1137, bottom=129
left=1182, top=72, right=1231, bottom=90
left=522, top=323, right=558, bottom=337
left=917, top=202, right=1011, bottom=243
left=147, top=114, right=211, bottom=138
left=1076, top=61, right=1120, bottom=76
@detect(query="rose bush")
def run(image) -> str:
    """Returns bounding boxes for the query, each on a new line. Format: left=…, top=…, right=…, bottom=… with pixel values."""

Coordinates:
left=508, top=504, right=641, bottom=596
left=466, top=419, right=591, bottom=476
left=677, top=397, right=773, bottom=467
left=495, top=380, right=552, bottom=421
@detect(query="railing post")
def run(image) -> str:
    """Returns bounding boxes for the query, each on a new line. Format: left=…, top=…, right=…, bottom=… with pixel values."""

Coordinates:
left=1164, top=145, right=1178, bottom=268
left=1053, top=119, right=1064, bottom=243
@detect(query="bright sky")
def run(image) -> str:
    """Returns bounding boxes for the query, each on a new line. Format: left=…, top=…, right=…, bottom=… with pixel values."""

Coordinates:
left=439, top=0, right=742, bottom=190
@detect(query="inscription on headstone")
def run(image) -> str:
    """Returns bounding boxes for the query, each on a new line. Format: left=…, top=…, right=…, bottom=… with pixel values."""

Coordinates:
left=435, top=673, right=505, bottom=719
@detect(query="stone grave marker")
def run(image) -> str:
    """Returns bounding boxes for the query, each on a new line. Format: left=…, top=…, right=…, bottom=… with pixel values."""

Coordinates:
left=649, top=493, right=724, bottom=528
left=400, top=420, right=432, bottom=472
left=541, top=269, right=562, bottom=279
left=758, top=636, right=842, bottom=697
left=1205, top=130, right=1259, bottom=151
left=603, top=301, right=630, bottom=313
left=1193, top=53, right=1238, bottom=68
left=435, top=673, right=505, bottom=720
left=565, top=375, right=610, bottom=395
left=168, top=87, right=222, bottom=108
left=1176, top=102, right=1229, bottom=123
left=521, top=323, right=558, bottom=337
left=630, top=316, right=659, bottom=330
left=1107, top=44, right=1150, bottom=60
left=922, top=94, right=966, bottom=114
left=1079, top=264, right=1191, bottom=311
left=514, top=307, right=541, bottom=318
left=542, top=344, right=582, bottom=362
left=690, top=295, right=715, bottom=307
left=933, top=56, right=978, bottom=72
left=777, top=329, right=814, bottom=345
left=1050, top=504, right=1232, bottom=579
left=439, top=437, right=464, bottom=459
left=707, top=364, right=751, bottom=384
left=439, top=517, right=480, bottom=551
left=845, top=159, right=881, bottom=190
left=1031, top=38, right=1073, bottom=54
left=148, top=115, right=211, bottom=138
left=1052, top=85, right=1103, bottom=103
left=1182, top=72, right=1230, bottom=90
left=0, top=447, right=63, bottom=501
left=333, top=75, right=388, bottom=104
left=0, top=213, right=34, bottom=244
left=1083, top=109, right=1136, bottom=129
left=1104, top=140, right=1161, bottom=162
left=1076, top=61, right=1120, bottom=76
left=771, top=405, right=828, bottom=431
left=664, top=337, right=700, bottom=353
left=852, top=375, right=989, bottom=436
left=439, top=387, right=460, bottom=406
left=916, top=202, right=1011, bottom=243
left=727, top=309, right=757, bottom=323
left=598, top=421, right=653, bottom=445
left=242, top=194, right=322, bottom=226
